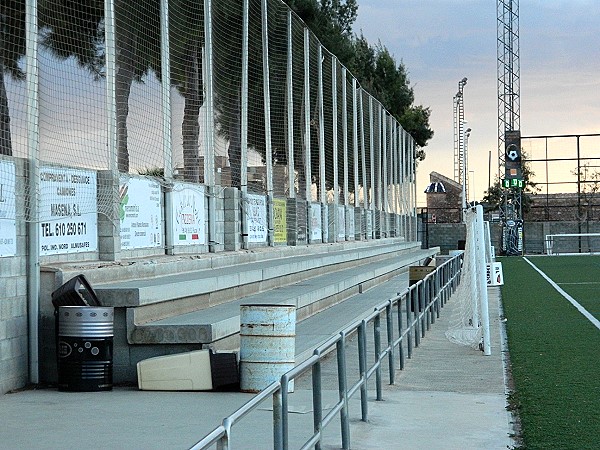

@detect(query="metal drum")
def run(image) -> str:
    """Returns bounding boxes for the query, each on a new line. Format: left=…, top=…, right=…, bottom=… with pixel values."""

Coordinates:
left=57, top=306, right=114, bottom=392
left=239, top=304, right=296, bottom=393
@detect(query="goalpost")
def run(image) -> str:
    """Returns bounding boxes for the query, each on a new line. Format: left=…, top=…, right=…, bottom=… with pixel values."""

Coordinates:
left=446, top=204, right=492, bottom=355
left=545, top=233, right=600, bottom=255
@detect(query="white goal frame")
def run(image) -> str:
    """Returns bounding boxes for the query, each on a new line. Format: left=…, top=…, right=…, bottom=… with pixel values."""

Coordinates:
left=545, top=233, right=600, bottom=255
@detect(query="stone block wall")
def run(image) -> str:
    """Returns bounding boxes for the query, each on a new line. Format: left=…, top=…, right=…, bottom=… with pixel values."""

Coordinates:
left=0, top=158, right=28, bottom=395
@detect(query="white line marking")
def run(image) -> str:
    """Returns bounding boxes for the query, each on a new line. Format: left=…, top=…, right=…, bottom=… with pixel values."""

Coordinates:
left=523, top=257, right=600, bottom=331
left=558, top=282, right=600, bottom=285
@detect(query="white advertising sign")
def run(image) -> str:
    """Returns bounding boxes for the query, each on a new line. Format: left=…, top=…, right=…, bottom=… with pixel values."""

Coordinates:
left=171, top=184, right=206, bottom=245
left=310, top=203, right=322, bottom=241
left=337, top=205, right=346, bottom=240
left=0, top=160, right=17, bottom=257
left=346, top=207, right=355, bottom=238
left=486, top=262, right=504, bottom=286
left=119, top=176, right=162, bottom=250
left=39, top=167, right=98, bottom=255
left=246, top=194, right=267, bottom=243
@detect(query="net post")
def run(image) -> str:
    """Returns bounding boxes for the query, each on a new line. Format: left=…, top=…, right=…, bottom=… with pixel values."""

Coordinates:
left=476, top=205, right=492, bottom=355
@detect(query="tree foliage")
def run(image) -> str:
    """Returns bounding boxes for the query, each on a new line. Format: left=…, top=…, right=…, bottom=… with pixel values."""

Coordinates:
left=482, top=151, right=539, bottom=212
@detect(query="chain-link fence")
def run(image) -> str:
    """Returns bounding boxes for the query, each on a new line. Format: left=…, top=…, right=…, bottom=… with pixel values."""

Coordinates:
left=1, top=0, right=417, bottom=260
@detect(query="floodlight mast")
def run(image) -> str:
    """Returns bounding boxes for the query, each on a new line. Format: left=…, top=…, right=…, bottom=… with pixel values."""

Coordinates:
left=497, top=0, right=523, bottom=255
left=453, top=77, right=468, bottom=185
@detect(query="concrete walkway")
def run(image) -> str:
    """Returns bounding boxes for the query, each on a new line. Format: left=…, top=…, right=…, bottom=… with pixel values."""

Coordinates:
left=0, top=275, right=516, bottom=449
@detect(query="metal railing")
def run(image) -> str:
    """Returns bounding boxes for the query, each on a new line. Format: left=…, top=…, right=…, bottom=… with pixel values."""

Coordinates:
left=190, top=255, right=462, bottom=450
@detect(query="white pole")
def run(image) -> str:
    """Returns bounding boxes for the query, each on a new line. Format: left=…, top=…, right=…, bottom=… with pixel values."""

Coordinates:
left=476, top=205, right=492, bottom=355
left=25, top=0, right=40, bottom=384
left=241, top=0, right=249, bottom=249
left=160, top=0, right=173, bottom=255
left=203, top=0, right=217, bottom=252
left=261, top=0, right=274, bottom=246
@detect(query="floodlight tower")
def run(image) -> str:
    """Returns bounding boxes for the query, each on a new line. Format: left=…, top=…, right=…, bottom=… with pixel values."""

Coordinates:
left=453, top=78, right=468, bottom=185
left=497, top=0, right=523, bottom=255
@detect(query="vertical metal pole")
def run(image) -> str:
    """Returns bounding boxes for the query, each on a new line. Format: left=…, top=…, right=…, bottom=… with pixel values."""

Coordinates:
left=352, top=79, right=359, bottom=209
left=281, top=375, right=290, bottom=450
left=331, top=58, right=338, bottom=243
left=386, top=301, right=395, bottom=384
left=359, top=90, right=367, bottom=211
left=368, top=97, right=375, bottom=234
left=336, top=337, right=350, bottom=450
left=374, top=315, right=382, bottom=401
left=376, top=103, right=382, bottom=216
left=274, top=386, right=283, bottom=450
left=412, top=140, right=418, bottom=240
left=341, top=68, right=349, bottom=208
left=423, top=276, right=433, bottom=331
left=261, top=0, right=274, bottom=247
left=160, top=0, right=174, bottom=255
left=414, top=285, right=421, bottom=347
left=406, top=290, right=413, bottom=359
left=389, top=119, right=396, bottom=235
left=397, top=295, right=405, bottom=370
left=420, top=282, right=426, bottom=338
left=382, top=110, right=388, bottom=229
left=577, top=135, right=582, bottom=246
left=303, top=28, right=311, bottom=204
left=312, top=355, right=323, bottom=450
left=476, top=205, right=492, bottom=355
left=358, top=320, right=368, bottom=422
left=25, top=0, right=40, bottom=384
left=203, top=0, right=217, bottom=252
left=241, top=0, right=249, bottom=249
left=286, top=11, right=294, bottom=200
left=317, top=45, right=326, bottom=242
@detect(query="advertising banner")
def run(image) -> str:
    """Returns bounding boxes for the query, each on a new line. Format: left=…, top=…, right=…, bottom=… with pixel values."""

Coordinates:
left=273, top=198, right=287, bottom=244
left=39, top=167, right=98, bottom=255
left=0, top=160, right=17, bottom=257
left=486, top=262, right=504, bottom=286
left=171, top=184, right=206, bottom=245
left=337, top=205, right=346, bottom=240
left=119, top=176, right=162, bottom=250
left=310, top=203, right=322, bottom=241
left=246, top=194, right=267, bottom=243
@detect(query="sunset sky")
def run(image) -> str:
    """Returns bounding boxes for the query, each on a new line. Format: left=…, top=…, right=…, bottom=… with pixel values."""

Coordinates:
left=354, top=0, right=600, bottom=204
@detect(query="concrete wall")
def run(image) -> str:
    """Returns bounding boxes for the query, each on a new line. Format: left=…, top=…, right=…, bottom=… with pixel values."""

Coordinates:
left=0, top=158, right=28, bottom=395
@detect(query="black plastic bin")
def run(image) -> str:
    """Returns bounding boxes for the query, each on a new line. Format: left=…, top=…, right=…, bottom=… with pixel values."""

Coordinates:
left=52, top=275, right=113, bottom=392
left=51, top=274, right=100, bottom=309
left=56, top=306, right=114, bottom=392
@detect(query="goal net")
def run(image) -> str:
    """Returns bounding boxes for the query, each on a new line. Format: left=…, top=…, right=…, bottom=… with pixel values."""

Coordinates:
left=445, top=205, right=492, bottom=354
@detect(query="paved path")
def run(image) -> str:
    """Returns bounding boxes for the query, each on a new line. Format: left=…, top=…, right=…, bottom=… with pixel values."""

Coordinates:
left=0, top=276, right=516, bottom=449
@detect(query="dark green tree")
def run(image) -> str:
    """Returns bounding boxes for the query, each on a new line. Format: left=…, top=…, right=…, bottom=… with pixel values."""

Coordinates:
left=1, top=1, right=26, bottom=156
left=482, top=151, right=538, bottom=212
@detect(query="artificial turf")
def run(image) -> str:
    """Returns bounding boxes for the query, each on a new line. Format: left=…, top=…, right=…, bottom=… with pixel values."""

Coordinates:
left=499, top=256, right=600, bottom=449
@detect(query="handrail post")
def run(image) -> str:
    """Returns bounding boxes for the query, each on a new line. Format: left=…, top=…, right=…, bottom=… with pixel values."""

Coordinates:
left=374, top=314, right=382, bottom=401
left=407, top=290, right=413, bottom=358
left=386, top=301, right=395, bottom=384
left=398, top=294, right=405, bottom=369
left=358, top=320, right=368, bottom=421
left=414, top=286, right=421, bottom=348
left=276, top=378, right=285, bottom=450
left=336, top=335, right=350, bottom=450
left=426, top=277, right=432, bottom=330
left=312, top=350, right=323, bottom=450
left=420, top=282, right=426, bottom=338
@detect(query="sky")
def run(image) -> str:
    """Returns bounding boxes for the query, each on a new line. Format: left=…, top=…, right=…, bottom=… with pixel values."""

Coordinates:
left=354, top=0, right=600, bottom=205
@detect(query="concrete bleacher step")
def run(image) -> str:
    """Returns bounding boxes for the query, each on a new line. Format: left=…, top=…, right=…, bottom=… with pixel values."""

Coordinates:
left=127, top=247, right=438, bottom=346
left=91, top=240, right=421, bottom=332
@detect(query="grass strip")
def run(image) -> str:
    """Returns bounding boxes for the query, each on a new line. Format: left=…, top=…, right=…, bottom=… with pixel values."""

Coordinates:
left=500, top=257, right=600, bottom=449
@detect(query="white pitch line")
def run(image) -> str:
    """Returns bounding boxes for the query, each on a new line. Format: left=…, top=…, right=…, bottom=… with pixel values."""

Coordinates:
left=523, top=257, right=600, bottom=331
